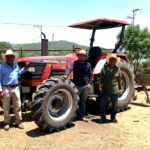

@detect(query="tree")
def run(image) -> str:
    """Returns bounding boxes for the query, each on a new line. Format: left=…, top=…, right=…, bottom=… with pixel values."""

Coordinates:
left=0, top=41, right=12, bottom=49
left=122, top=25, right=150, bottom=73
left=139, top=59, right=150, bottom=73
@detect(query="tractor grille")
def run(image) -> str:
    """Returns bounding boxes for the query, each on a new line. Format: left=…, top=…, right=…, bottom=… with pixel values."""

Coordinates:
left=50, top=69, right=66, bottom=76
left=19, top=62, right=46, bottom=80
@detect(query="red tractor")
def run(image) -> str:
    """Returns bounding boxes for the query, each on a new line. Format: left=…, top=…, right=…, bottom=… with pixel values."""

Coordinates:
left=18, top=18, right=134, bottom=132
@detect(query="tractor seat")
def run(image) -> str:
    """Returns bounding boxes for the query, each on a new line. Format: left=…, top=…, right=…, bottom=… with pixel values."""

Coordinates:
left=88, top=46, right=102, bottom=68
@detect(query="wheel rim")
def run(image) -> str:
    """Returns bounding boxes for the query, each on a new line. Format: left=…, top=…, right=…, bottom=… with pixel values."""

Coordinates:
left=47, top=89, right=73, bottom=121
left=118, top=71, right=130, bottom=101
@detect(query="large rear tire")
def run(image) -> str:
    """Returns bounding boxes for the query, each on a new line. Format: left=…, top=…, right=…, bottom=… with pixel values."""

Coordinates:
left=117, top=59, right=135, bottom=110
left=31, top=77, right=79, bottom=132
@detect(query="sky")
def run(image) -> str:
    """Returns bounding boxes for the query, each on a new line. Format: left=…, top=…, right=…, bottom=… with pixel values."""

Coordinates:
left=0, top=0, right=150, bottom=49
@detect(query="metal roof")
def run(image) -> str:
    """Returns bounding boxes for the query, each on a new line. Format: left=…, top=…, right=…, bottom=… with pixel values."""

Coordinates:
left=69, top=18, right=129, bottom=30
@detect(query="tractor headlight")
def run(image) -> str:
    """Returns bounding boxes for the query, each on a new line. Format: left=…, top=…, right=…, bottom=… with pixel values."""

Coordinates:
left=27, top=67, right=35, bottom=72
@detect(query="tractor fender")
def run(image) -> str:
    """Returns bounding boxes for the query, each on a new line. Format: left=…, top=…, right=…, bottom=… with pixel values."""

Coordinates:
left=93, top=59, right=106, bottom=74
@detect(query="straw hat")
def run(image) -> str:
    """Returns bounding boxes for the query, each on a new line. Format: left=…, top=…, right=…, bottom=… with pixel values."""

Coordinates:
left=2, top=49, right=18, bottom=60
left=106, top=53, right=120, bottom=64
left=77, top=49, right=87, bottom=56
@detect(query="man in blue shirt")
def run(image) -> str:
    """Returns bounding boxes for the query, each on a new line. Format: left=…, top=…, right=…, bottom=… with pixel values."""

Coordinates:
left=0, top=49, right=28, bottom=131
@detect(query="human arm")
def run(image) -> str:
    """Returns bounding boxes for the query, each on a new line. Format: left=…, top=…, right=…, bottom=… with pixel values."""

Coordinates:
left=64, top=63, right=74, bottom=78
left=98, top=65, right=105, bottom=93
left=84, top=63, right=92, bottom=89
left=117, top=68, right=123, bottom=95
left=19, top=67, right=25, bottom=75
left=87, top=63, right=92, bottom=85
left=117, top=77, right=123, bottom=95
left=0, top=65, right=3, bottom=97
left=18, top=62, right=29, bottom=75
left=98, top=73, right=104, bottom=93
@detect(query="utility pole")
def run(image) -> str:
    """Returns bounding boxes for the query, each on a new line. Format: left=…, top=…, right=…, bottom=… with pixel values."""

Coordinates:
left=127, top=8, right=142, bottom=24
left=52, top=33, right=54, bottom=42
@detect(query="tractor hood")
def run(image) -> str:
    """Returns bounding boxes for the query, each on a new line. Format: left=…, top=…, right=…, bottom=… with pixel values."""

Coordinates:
left=18, top=53, right=78, bottom=64
left=69, top=18, right=129, bottom=30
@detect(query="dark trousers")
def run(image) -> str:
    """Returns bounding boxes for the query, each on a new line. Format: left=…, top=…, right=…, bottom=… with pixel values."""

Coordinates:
left=76, top=86, right=88, bottom=118
left=100, top=91, right=118, bottom=120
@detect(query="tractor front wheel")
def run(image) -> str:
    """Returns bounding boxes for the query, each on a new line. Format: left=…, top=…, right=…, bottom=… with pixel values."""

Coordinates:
left=31, top=77, right=79, bottom=132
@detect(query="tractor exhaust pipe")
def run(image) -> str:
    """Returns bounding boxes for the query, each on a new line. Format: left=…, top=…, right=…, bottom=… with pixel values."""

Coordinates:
left=41, top=32, right=48, bottom=56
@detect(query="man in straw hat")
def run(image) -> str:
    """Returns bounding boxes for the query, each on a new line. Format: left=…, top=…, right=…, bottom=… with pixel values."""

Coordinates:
left=0, top=49, right=29, bottom=131
left=65, top=49, right=92, bottom=121
left=99, top=53, right=123, bottom=124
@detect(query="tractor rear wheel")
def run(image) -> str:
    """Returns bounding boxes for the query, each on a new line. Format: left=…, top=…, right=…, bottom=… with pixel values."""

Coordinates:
left=31, top=77, right=79, bottom=132
left=117, top=59, right=135, bottom=110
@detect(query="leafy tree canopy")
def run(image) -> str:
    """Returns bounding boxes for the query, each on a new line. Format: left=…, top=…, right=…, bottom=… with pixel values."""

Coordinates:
left=122, top=25, right=150, bottom=73
left=0, top=41, right=12, bottom=49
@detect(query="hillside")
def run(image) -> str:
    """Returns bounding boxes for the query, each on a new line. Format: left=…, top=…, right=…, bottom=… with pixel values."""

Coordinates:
left=12, top=40, right=109, bottom=57
left=13, top=40, right=89, bottom=50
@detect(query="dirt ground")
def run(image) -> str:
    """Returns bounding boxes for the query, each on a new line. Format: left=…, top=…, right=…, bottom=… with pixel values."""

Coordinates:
left=0, top=91, right=150, bottom=150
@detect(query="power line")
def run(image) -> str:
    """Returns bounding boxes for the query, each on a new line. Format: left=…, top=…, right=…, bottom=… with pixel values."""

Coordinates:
left=21, top=35, right=40, bottom=44
left=33, top=25, right=43, bottom=42
left=0, top=22, right=67, bottom=28
left=0, top=22, right=67, bottom=42
left=0, top=22, right=68, bottom=44
left=12, top=28, right=35, bottom=40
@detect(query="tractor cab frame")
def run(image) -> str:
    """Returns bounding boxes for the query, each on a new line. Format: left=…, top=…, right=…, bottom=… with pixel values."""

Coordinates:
left=69, top=18, right=129, bottom=52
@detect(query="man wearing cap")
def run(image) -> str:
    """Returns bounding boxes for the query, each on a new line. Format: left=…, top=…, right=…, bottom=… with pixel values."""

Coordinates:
left=99, top=53, right=123, bottom=123
left=0, top=49, right=28, bottom=131
left=65, top=49, right=92, bottom=121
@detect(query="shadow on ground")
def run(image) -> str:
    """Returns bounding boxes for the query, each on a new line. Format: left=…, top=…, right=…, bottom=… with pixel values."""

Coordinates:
left=26, top=123, right=75, bottom=137
left=22, top=112, right=32, bottom=122
left=86, top=99, right=130, bottom=116
left=0, top=120, right=4, bottom=129
left=131, top=102, right=150, bottom=107
left=86, top=100, right=100, bottom=116
left=92, top=118, right=113, bottom=124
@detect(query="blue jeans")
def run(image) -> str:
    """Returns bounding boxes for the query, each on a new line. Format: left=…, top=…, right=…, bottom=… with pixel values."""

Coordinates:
left=100, top=91, right=118, bottom=120
left=76, top=85, right=88, bottom=118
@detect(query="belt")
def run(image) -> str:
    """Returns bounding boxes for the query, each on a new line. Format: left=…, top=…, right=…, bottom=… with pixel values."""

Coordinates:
left=3, top=84, right=19, bottom=88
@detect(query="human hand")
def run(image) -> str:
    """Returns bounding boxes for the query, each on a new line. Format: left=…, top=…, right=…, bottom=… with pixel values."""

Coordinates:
left=119, top=89, right=123, bottom=95
left=87, top=84, right=91, bottom=90
left=62, top=75, right=68, bottom=79
left=99, top=86, right=102, bottom=93
left=25, top=62, right=30, bottom=68
left=0, top=91, right=4, bottom=98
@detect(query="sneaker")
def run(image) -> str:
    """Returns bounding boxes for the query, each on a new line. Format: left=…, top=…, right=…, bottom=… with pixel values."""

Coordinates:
left=4, top=124, right=10, bottom=131
left=17, top=123, right=24, bottom=129
left=111, top=119, right=118, bottom=123
left=77, top=117, right=88, bottom=122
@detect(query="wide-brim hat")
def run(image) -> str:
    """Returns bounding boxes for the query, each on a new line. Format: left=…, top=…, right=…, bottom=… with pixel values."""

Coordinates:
left=2, top=49, right=18, bottom=60
left=106, top=53, right=120, bottom=64
left=77, top=49, right=87, bottom=56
